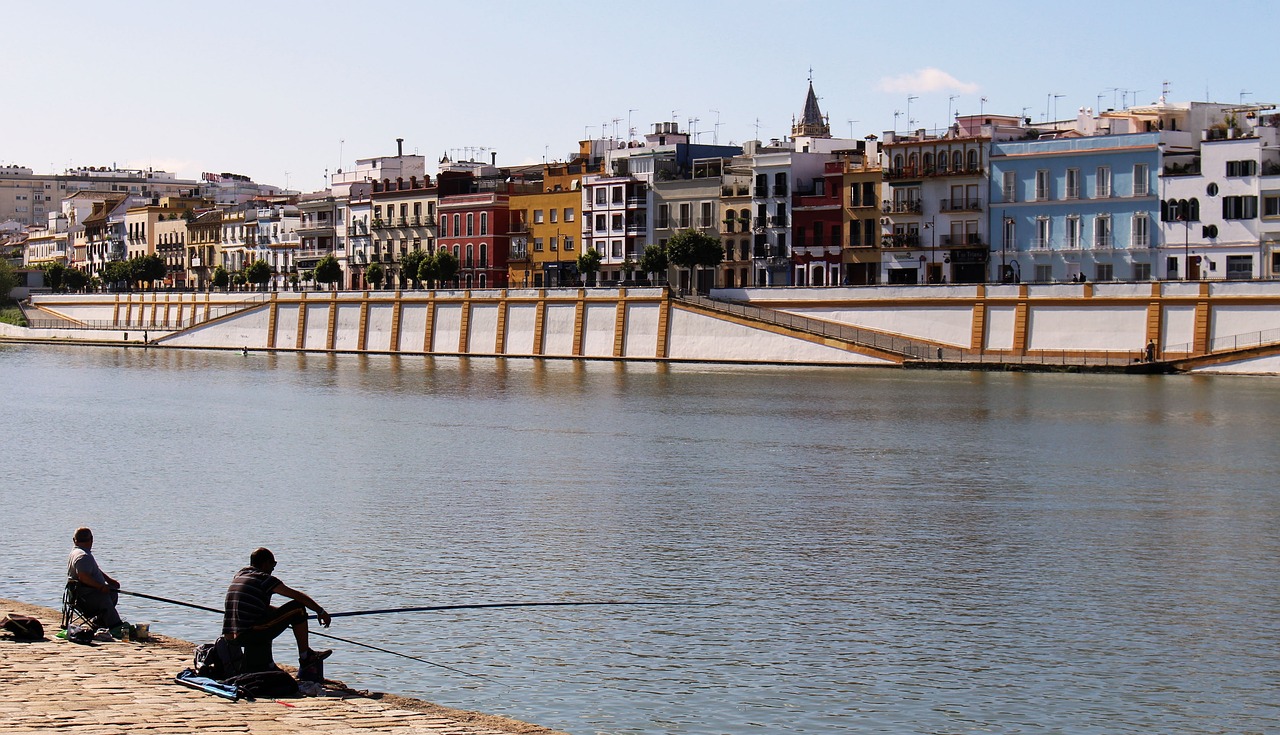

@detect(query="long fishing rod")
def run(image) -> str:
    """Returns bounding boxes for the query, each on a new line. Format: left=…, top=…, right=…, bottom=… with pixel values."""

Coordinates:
left=119, top=589, right=488, bottom=681
left=325, top=600, right=690, bottom=619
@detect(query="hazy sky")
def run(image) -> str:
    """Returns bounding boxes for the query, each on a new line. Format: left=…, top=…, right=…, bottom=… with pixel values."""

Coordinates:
left=2, top=0, right=1275, bottom=192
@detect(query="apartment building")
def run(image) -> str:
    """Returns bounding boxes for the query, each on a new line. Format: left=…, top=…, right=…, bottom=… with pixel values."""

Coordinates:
left=509, top=157, right=596, bottom=288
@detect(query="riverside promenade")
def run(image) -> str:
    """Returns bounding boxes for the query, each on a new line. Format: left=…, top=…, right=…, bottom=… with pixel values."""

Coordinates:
left=0, top=598, right=563, bottom=735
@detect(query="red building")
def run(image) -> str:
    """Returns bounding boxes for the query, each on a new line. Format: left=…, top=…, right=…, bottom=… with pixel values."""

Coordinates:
left=791, top=160, right=845, bottom=286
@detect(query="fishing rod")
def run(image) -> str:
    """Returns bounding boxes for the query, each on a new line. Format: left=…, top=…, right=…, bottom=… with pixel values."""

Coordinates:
left=118, top=589, right=488, bottom=681
left=325, top=600, right=691, bottom=619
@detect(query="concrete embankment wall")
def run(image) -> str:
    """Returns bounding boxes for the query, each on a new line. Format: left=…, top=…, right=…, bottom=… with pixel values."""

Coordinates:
left=717, top=282, right=1280, bottom=373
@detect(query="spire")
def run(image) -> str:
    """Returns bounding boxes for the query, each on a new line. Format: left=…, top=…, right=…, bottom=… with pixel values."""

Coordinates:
left=793, top=80, right=831, bottom=138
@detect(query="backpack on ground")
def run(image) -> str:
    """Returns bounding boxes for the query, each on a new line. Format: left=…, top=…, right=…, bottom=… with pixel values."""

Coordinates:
left=193, top=636, right=244, bottom=679
left=223, top=668, right=298, bottom=698
left=1, top=614, right=45, bottom=640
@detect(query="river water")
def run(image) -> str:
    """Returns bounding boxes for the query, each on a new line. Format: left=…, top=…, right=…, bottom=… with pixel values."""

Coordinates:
left=1, top=344, right=1277, bottom=734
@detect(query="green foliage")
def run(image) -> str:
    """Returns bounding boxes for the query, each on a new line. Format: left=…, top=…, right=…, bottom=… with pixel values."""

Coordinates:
left=63, top=268, right=88, bottom=293
left=366, top=262, right=385, bottom=289
left=576, top=248, right=602, bottom=284
left=212, top=266, right=230, bottom=291
left=245, top=259, right=272, bottom=290
left=401, top=249, right=428, bottom=289
left=313, top=255, right=341, bottom=290
left=432, top=250, right=460, bottom=287
left=231, top=271, right=246, bottom=287
left=44, top=262, right=66, bottom=292
left=639, top=244, right=668, bottom=279
left=0, top=306, right=25, bottom=326
left=102, top=260, right=131, bottom=289
left=665, top=230, right=723, bottom=271
left=0, top=257, right=18, bottom=301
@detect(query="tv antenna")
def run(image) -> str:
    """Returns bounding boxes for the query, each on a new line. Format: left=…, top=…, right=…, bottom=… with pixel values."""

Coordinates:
left=948, top=95, right=958, bottom=126
left=711, top=109, right=721, bottom=144
left=906, top=95, right=919, bottom=128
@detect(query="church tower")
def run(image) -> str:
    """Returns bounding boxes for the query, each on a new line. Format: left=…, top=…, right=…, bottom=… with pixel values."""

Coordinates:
left=791, top=79, right=831, bottom=138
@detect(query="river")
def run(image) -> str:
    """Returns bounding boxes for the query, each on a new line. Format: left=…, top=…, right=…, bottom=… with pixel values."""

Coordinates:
left=1, top=344, right=1277, bottom=734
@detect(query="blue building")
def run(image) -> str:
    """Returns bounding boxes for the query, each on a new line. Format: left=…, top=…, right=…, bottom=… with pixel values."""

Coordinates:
left=989, top=133, right=1162, bottom=282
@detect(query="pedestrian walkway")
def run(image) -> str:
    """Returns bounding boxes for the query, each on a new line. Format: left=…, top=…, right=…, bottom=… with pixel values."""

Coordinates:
left=0, top=598, right=562, bottom=735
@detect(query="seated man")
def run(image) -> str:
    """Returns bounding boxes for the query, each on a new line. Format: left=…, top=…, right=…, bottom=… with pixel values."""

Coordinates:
left=223, top=547, right=332, bottom=672
left=66, top=527, right=125, bottom=633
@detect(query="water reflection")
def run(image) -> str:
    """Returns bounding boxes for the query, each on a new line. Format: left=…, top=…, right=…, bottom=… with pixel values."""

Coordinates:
left=1, top=345, right=1278, bottom=734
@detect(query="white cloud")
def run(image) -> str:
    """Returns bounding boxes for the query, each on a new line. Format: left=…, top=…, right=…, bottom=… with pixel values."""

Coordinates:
left=877, top=68, right=980, bottom=95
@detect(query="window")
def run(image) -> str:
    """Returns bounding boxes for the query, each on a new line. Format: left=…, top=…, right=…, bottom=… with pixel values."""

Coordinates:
left=611, top=240, right=623, bottom=258
left=534, top=237, right=543, bottom=252
left=440, top=215, right=447, bottom=232
left=1094, top=214, right=1112, bottom=248
left=1226, top=255, right=1253, bottom=280
left=480, top=213, right=488, bottom=235
left=1002, top=171, right=1016, bottom=202
left=1096, top=166, right=1111, bottom=198
left=656, top=204, right=670, bottom=229
left=534, top=210, right=544, bottom=224
left=1003, top=217, right=1016, bottom=249
left=452, top=214, right=460, bottom=237
left=952, top=151, right=963, bottom=171
left=1226, top=160, right=1258, bottom=177
left=967, top=150, right=979, bottom=171
left=679, top=203, right=691, bottom=228
left=595, top=188, right=606, bottom=206
left=466, top=213, right=474, bottom=236
left=611, top=186, right=623, bottom=204
left=549, top=236, right=558, bottom=251
left=1223, top=196, right=1258, bottom=219
left=1035, top=217, right=1050, bottom=249
left=1035, top=264, right=1054, bottom=282
left=550, top=209, right=558, bottom=223
left=374, top=205, right=382, bottom=220
left=565, top=207, right=575, bottom=222
left=400, top=204, right=408, bottom=218
left=938, top=153, right=949, bottom=172
left=1131, top=213, right=1150, bottom=247
left=1095, top=263, right=1113, bottom=281
left=564, top=235, right=574, bottom=251
left=701, top=202, right=714, bottom=227
left=1133, top=163, right=1149, bottom=196
left=1066, top=168, right=1080, bottom=199
left=594, top=214, right=606, bottom=233
left=1066, top=216, right=1081, bottom=248
left=611, top=213, right=623, bottom=232
left=1134, top=262, right=1151, bottom=281
left=849, top=220, right=862, bottom=247
left=1262, top=195, right=1280, bottom=217
left=1035, top=170, right=1050, bottom=201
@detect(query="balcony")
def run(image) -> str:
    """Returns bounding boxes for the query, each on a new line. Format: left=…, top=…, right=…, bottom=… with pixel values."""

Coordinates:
left=773, top=185, right=788, bottom=196
left=626, top=223, right=646, bottom=236
left=769, top=216, right=788, bottom=227
left=882, top=233, right=921, bottom=248
left=939, top=198, right=983, bottom=212
left=1031, top=237, right=1050, bottom=250
left=754, top=186, right=768, bottom=197
left=509, top=223, right=529, bottom=234
left=939, top=234, right=985, bottom=247
left=626, top=196, right=646, bottom=206
left=883, top=201, right=922, bottom=214
left=1093, top=235, right=1113, bottom=250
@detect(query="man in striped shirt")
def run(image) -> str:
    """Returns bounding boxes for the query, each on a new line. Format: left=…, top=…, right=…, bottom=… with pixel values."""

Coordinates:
left=222, top=547, right=332, bottom=669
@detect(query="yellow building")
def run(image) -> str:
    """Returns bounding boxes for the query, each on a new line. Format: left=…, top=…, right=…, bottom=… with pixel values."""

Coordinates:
left=841, top=149, right=884, bottom=285
left=509, top=155, right=600, bottom=288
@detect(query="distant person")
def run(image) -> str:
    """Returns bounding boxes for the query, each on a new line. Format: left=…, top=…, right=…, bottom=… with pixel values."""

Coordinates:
left=1145, top=341, right=1156, bottom=362
left=223, top=547, right=332, bottom=671
left=66, top=527, right=125, bottom=633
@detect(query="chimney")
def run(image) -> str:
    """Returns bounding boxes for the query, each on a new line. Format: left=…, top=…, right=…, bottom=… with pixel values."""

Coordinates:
left=491, top=151, right=497, bottom=166
left=396, top=138, right=404, bottom=157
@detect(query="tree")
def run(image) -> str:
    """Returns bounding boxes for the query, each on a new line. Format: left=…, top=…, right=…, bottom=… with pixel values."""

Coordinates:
left=621, top=257, right=637, bottom=283
left=245, top=259, right=272, bottom=291
left=0, top=258, right=18, bottom=301
left=665, top=230, right=723, bottom=293
left=433, top=250, right=460, bottom=288
left=401, top=249, right=428, bottom=289
left=142, top=253, right=166, bottom=288
left=44, top=263, right=66, bottom=293
left=63, top=268, right=88, bottom=293
left=211, top=266, right=230, bottom=292
left=366, top=262, right=385, bottom=290
left=313, top=255, right=341, bottom=291
left=576, top=248, right=602, bottom=286
left=101, top=261, right=131, bottom=291
left=639, top=244, right=668, bottom=284
left=288, top=273, right=300, bottom=291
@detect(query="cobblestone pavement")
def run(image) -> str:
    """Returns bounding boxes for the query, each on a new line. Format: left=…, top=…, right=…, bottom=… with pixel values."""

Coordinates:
left=1, top=599, right=563, bottom=735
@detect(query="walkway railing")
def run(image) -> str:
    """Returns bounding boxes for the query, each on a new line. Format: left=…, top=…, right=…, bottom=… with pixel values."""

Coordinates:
left=1164, top=326, right=1280, bottom=356
left=22, top=293, right=271, bottom=332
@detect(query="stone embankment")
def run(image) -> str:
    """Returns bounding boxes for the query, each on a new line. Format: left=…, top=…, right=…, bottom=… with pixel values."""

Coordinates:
left=0, top=598, right=564, bottom=735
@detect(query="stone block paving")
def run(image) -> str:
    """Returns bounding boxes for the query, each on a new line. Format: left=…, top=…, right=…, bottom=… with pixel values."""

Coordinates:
left=1, top=600, right=563, bottom=735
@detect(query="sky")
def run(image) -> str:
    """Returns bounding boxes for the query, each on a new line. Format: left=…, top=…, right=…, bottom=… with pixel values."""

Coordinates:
left=2, top=0, right=1276, bottom=193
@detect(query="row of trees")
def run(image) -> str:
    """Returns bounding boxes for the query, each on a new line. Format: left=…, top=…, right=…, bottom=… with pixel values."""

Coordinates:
left=574, top=229, right=724, bottom=287
left=41, top=254, right=168, bottom=293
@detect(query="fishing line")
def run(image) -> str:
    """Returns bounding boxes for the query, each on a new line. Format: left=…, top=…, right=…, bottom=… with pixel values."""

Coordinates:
left=325, top=600, right=692, bottom=619
left=119, top=589, right=489, bottom=681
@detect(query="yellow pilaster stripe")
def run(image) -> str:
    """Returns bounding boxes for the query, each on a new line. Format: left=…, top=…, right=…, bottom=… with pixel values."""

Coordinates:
left=266, top=294, right=277, bottom=350
left=1012, top=285, right=1029, bottom=354
left=613, top=288, right=628, bottom=358
left=423, top=297, right=436, bottom=353
left=358, top=298, right=369, bottom=351
left=533, top=291, right=546, bottom=356
left=495, top=291, right=508, bottom=355
left=572, top=289, right=586, bottom=357
left=655, top=291, right=671, bottom=359
left=112, top=296, right=121, bottom=327
left=1193, top=282, right=1211, bottom=355
left=326, top=293, right=338, bottom=351
left=389, top=291, right=402, bottom=352
left=458, top=292, right=471, bottom=354
left=296, top=300, right=307, bottom=350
